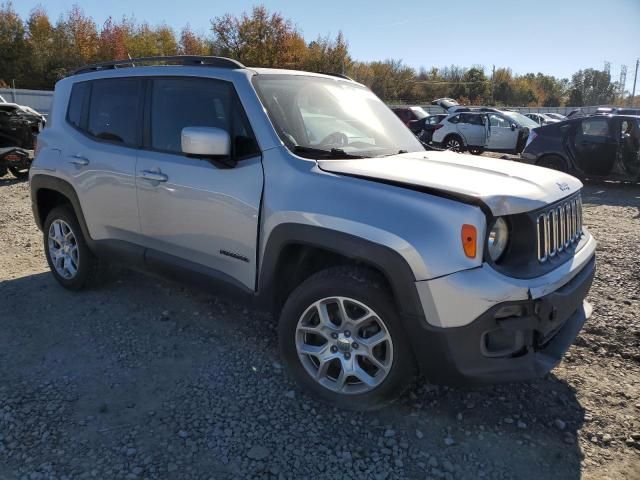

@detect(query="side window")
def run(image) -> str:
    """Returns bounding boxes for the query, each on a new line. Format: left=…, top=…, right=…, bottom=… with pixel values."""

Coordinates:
left=448, top=114, right=460, bottom=124
left=87, top=78, right=141, bottom=146
left=581, top=117, right=610, bottom=137
left=67, top=81, right=89, bottom=129
left=489, top=114, right=508, bottom=128
left=150, top=77, right=258, bottom=157
left=468, top=114, right=484, bottom=126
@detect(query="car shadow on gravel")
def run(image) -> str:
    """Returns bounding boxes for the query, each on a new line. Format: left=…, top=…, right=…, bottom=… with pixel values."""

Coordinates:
left=1, top=269, right=586, bottom=480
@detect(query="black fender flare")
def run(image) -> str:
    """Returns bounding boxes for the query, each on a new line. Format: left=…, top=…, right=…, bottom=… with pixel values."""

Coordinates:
left=30, top=174, right=95, bottom=249
left=258, top=223, right=425, bottom=318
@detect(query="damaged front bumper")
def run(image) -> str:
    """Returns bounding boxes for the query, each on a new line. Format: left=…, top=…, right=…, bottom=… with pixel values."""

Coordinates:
left=405, top=230, right=596, bottom=386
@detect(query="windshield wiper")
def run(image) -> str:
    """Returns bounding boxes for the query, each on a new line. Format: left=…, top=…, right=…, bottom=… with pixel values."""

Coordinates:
left=293, top=145, right=366, bottom=159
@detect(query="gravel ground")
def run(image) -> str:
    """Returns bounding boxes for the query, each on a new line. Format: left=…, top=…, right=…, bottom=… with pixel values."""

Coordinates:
left=1, top=174, right=639, bottom=480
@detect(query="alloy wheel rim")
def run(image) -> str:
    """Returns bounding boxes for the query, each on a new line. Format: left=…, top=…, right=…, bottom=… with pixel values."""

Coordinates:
left=48, top=219, right=79, bottom=279
left=295, top=296, right=393, bottom=395
left=447, top=139, right=461, bottom=151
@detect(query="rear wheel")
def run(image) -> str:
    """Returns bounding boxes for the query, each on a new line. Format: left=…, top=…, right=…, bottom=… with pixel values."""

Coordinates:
left=444, top=135, right=464, bottom=152
left=8, top=166, right=29, bottom=179
left=278, top=267, right=416, bottom=411
left=43, top=205, right=107, bottom=290
left=537, top=154, right=568, bottom=172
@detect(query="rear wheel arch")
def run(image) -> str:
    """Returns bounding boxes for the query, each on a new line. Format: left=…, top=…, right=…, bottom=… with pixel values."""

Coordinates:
left=31, top=175, right=93, bottom=247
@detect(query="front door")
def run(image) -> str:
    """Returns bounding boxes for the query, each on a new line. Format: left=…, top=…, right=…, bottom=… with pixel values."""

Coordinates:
left=570, top=116, right=617, bottom=175
left=486, top=113, right=519, bottom=151
left=136, top=77, right=263, bottom=290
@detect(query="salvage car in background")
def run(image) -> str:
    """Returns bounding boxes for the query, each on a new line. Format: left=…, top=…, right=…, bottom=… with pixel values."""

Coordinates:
left=525, top=112, right=560, bottom=125
left=392, top=106, right=446, bottom=143
left=432, top=98, right=538, bottom=154
left=521, top=115, right=640, bottom=181
left=431, top=111, right=488, bottom=154
left=0, top=101, right=45, bottom=178
left=545, top=112, right=567, bottom=121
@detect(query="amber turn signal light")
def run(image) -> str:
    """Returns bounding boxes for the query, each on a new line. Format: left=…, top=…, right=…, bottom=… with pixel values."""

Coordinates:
left=461, top=224, right=477, bottom=259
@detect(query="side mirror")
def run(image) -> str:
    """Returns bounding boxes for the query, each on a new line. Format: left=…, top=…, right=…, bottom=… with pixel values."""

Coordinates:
left=182, top=127, right=231, bottom=157
left=510, top=123, right=517, bottom=131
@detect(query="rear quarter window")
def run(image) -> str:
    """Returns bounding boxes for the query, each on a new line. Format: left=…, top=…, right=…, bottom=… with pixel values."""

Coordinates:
left=67, top=82, right=89, bottom=129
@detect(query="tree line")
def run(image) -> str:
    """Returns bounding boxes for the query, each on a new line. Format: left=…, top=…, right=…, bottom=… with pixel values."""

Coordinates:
left=0, top=2, right=631, bottom=107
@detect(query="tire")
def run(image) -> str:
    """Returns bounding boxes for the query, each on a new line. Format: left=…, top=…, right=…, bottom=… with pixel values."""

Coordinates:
left=444, top=135, right=464, bottom=152
left=43, top=205, right=106, bottom=290
left=468, top=147, right=484, bottom=155
left=278, top=266, right=416, bottom=411
left=537, top=154, right=568, bottom=172
left=8, top=166, right=29, bottom=179
left=0, top=166, right=7, bottom=178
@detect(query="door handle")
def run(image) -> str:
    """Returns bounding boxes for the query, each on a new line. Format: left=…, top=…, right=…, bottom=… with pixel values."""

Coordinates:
left=68, top=154, right=89, bottom=166
left=139, top=170, right=168, bottom=182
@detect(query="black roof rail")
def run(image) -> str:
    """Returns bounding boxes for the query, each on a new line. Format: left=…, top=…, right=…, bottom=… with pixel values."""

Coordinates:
left=318, top=71, right=354, bottom=81
left=71, top=56, right=245, bottom=76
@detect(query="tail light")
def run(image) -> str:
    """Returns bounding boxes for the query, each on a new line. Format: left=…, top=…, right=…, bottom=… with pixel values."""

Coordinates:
left=433, top=124, right=444, bottom=130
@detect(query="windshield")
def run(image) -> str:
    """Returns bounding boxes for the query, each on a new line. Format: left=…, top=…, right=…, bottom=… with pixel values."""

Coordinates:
left=253, top=75, right=424, bottom=158
left=503, top=111, right=540, bottom=128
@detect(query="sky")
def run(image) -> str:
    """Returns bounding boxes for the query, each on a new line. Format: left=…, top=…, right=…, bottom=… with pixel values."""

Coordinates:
left=13, top=0, right=640, bottom=91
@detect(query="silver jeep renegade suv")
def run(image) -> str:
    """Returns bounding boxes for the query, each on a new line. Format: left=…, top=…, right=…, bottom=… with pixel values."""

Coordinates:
left=30, top=56, right=596, bottom=410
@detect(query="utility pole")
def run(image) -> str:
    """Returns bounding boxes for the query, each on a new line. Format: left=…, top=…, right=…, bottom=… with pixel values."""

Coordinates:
left=491, top=65, right=495, bottom=105
left=631, top=58, right=639, bottom=107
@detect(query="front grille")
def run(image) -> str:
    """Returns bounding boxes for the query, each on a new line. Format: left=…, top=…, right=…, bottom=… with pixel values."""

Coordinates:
left=536, top=194, right=582, bottom=262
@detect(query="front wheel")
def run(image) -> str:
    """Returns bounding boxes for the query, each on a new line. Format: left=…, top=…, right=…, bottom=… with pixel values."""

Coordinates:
left=278, top=267, right=416, bottom=411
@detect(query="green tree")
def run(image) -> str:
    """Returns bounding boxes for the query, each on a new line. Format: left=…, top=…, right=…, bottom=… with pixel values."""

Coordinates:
left=211, top=5, right=307, bottom=68
left=0, top=2, right=28, bottom=87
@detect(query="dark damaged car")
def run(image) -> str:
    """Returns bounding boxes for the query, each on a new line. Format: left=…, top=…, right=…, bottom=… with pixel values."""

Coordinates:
left=0, top=102, right=45, bottom=178
left=521, top=115, right=640, bottom=181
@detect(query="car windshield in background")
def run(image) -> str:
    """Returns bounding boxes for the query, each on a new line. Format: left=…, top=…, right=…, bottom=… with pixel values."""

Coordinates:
left=252, top=75, right=424, bottom=158
left=503, top=111, right=540, bottom=128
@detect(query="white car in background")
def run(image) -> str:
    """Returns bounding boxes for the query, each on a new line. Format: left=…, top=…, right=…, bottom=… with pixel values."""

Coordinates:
left=525, top=112, right=560, bottom=126
left=431, top=112, right=488, bottom=154
left=431, top=98, right=540, bottom=153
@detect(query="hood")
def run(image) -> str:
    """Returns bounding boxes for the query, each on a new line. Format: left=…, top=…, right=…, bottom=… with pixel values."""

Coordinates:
left=317, top=150, right=583, bottom=216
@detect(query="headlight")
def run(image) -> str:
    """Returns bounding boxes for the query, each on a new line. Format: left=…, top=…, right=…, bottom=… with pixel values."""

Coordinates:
left=487, top=217, right=509, bottom=262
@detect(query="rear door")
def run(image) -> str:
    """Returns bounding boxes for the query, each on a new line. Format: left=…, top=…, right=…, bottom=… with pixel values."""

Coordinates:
left=486, top=113, right=518, bottom=150
left=570, top=116, right=617, bottom=175
left=135, top=76, right=263, bottom=290
left=457, top=113, right=486, bottom=146
left=63, top=78, right=142, bottom=242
